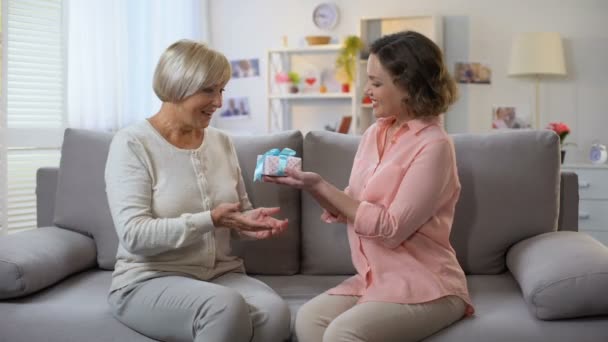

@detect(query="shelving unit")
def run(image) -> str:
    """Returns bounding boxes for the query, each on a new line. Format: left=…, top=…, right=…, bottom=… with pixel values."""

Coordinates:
left=268, top=93, right=353, bottom=100
left=266, top=44, right=357, bottom=133
left=266, top=16, right=443, bottom=134
left=354, top=15, right=443, bottom=134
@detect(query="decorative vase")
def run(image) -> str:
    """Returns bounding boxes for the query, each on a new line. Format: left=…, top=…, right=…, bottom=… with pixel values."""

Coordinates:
left=561, top=150, right=566, bottom=164
left=341, top=83, right=350, bottom=93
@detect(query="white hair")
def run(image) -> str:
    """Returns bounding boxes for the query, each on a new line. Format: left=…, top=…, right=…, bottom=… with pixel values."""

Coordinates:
left=153, top=39, right=231, bottom=102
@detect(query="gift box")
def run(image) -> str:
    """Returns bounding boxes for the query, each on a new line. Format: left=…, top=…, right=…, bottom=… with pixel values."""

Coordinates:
left=253, top=148, right=301, bottom=181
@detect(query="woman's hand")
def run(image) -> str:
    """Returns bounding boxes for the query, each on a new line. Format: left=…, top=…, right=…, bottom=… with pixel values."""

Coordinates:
left=264, top=168, right=355, bottom=221
left=211, top=203, right=288, bottom=239
left=239, top=207, right=288, bottom=239
left=320, top=209, right=346, bottom=224
left=262, top=168, right=323, bottom=192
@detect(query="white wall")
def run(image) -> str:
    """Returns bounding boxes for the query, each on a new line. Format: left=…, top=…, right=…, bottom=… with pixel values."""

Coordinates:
left=209, top=0, right=608, bottom=163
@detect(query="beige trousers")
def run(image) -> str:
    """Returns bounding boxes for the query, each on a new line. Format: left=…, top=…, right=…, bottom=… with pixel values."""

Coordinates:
left=295, top=293, right=465, bottom=342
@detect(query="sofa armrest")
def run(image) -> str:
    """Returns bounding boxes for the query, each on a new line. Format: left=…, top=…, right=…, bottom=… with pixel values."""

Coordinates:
left=507, top=231, right=608, bottom=320
left=558, top=171, right=578, bottom=232
left=0, top=227, right=97, bottom=299
left=36, top=167, right=59, bottom=228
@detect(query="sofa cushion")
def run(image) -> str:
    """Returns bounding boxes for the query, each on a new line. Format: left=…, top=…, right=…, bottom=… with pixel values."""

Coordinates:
left=426, top=273, right=608, bottom=342
left=0, top=227, right=96, bottom=299
left=231, top=130, right=303, bottom=275
left=507, top=231, right=608, bottom=320
left=53, top=128, right=118, bottom=270
left=300, top=131, right=359, bottom=274
left=450, top=130, right=561, bottom=274
left=0, top=270, right=155, bottom=342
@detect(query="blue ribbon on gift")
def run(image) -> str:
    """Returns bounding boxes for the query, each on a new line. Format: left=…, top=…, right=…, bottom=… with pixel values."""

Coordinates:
left=253, top=148, right=296, bottom=182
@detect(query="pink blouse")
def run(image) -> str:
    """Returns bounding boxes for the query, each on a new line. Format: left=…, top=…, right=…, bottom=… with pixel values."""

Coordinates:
left=327, top=116, right=474, bottom=316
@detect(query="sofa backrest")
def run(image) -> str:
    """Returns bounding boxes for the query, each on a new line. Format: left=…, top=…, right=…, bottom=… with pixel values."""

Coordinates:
left=53, top=129, right=117, bottom=270
left=45, top=127, right=562, bottom=276
left=230, top=131, right=303, bottom=275
left=299, top=129, right=561, bottom=275
left=51, top=128, right=303, bottom=275
left=450, top=130, right=560, bottom=274
left=300, top=131, right=359, bottom=274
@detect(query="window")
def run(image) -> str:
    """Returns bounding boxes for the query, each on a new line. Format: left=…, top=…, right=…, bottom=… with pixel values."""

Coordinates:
left=0, top=0, right=65, bottom=234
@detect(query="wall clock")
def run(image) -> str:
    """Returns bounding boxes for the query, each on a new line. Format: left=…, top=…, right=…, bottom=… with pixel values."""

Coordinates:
left=313, top=3, right=339, bottom=30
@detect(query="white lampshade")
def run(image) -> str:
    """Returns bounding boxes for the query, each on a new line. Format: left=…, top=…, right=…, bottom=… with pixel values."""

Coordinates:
left=508, top=32, right=567, bottom=76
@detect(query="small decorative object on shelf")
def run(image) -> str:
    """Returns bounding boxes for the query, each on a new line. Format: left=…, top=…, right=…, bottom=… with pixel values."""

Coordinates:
left=302, top=69, right=319, bottom=93
left=590, top=142, right=608, bottom=165
left=287, top=71, right=301, bottom=94
left=275, top=72, right=290, bottom=94
left=546, top=121, right=571, bottom=164
left=306, top=35, right=331, bottom=45
left=336, top=35, right=363, bottom=93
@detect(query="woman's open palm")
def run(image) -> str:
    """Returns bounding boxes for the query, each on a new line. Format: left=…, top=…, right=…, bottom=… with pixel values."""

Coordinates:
left=263, top=168, right=322, bottom=191
left=240, top=207, right=288, bottom=239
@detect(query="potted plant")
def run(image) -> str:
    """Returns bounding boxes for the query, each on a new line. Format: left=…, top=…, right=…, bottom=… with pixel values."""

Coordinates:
left=336, top=35, right=363, bottom=93
left=288, top=71, right=301, bottom=93
left=546, top=121, right=571, bottom=164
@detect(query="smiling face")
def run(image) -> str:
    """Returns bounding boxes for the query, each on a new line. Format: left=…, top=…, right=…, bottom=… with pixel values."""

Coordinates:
left=174, top=83, right=225, bottom=130
left=364, top=53, right=410, bottom=121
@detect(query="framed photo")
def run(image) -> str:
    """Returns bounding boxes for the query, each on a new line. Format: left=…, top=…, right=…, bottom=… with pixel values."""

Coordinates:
left=230, top=58, right=259, bottom=78
left=219, top=97, right=251, bottom=120
left=492, top=106, right=531, bottom=129
left=455, top=62, right=492, bottom=84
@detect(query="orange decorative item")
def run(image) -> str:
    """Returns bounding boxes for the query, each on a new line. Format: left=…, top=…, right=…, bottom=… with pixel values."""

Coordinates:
left=319, top=85, right=328, bottom=93
left=305, top=36, right=331, bottom=45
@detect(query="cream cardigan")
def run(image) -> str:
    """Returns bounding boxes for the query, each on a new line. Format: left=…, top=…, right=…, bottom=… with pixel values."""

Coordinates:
left=105, top=121, right=252, bottom=292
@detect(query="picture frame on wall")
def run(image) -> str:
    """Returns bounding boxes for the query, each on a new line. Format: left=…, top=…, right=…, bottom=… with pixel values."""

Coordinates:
left=231, top=59, right=260, bottom=78
left=220, top=97, right=251, bottom=120
left=492, top=106, right=531, bottom=129
left=455, top=62, right=492, bottom=84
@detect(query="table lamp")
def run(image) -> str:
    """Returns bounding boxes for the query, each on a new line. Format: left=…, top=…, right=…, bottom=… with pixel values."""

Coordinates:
left=508, top=32, right=567, bottom=128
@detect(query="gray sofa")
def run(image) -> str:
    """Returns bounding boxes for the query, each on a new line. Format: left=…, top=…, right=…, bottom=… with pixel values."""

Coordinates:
left=2, top=128, right=608, bottom=342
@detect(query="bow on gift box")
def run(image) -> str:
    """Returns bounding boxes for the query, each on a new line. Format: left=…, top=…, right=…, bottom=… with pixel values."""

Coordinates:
left=253, top=148, right=297, bottom=182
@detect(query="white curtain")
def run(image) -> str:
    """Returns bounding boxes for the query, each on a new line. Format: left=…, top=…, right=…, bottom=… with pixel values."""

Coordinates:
left=67, top=0, right=205, bottom=131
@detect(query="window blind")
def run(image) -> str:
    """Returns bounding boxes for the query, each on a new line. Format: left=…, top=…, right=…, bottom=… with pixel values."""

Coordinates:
left=1, top=0, right=65, bottom=234
left=1, top=0, right=7, bottom=233
left=7, top=0, right=64, bottom=128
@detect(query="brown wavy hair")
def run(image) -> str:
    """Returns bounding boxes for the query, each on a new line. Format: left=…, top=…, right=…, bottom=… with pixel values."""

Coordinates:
left=370, top=31, right=458, bottom=118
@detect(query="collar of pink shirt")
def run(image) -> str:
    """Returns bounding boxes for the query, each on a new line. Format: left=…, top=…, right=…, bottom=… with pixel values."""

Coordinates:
left=376, top=116, right=440, bottom=134
left=376, top=116, right=441, bottom=150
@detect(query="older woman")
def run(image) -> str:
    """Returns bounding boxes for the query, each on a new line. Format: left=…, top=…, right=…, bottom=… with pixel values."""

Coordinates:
left=105, top=40, right=290, bottom=342
left=265, top=31, right=474, bottom=342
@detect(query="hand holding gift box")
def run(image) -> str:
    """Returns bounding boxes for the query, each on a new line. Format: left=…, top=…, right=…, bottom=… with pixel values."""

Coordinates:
left=253, top=148, right=302, bottom=182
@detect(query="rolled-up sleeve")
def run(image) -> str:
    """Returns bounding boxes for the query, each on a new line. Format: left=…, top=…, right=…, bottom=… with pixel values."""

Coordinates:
left=105, top=132, right=214, bottom=257
left=353, top=139, right=454, bottom=249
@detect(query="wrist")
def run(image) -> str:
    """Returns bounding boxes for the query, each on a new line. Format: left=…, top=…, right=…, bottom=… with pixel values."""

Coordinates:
left=311, top=179, right=328, bottom=195
left=210, top=209, right=220, bottom=226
